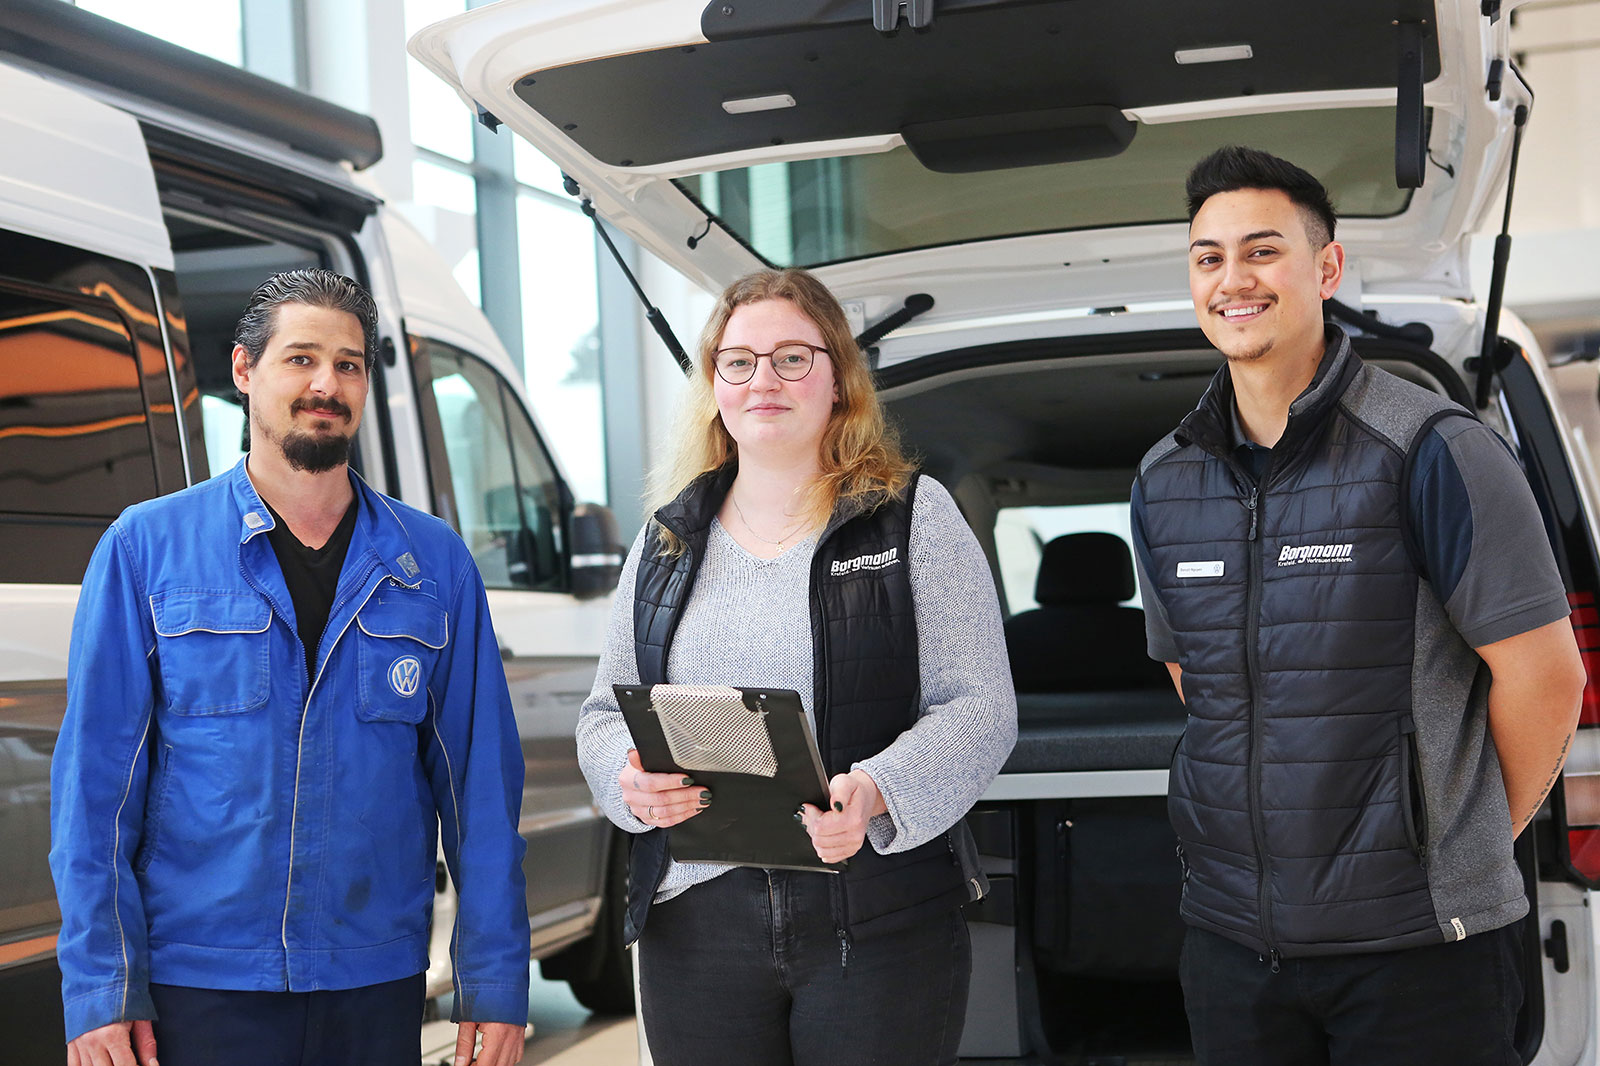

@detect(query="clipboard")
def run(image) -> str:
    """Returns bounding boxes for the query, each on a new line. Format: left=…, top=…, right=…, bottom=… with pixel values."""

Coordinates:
left=615, top=684, right=843, bottom=873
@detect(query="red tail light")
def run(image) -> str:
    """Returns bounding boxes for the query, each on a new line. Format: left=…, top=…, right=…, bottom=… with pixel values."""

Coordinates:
left=1561, top=592, right=1600, bottom=883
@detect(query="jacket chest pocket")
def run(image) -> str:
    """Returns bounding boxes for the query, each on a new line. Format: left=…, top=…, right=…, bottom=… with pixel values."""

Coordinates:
left=355, top=582, right=448, bottom=724
left=150, top=590, right=272, bottom=716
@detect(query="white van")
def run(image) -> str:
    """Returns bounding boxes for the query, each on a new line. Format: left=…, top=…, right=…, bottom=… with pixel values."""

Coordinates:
left=413, top=0, right=1600, bottom=1061
left=0, top=2, right=633, bottom=1060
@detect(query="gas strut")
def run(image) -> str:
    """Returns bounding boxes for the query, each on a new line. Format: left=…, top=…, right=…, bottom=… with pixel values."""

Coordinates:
left=1474, top=102, right=1529, bottom=409
left=567, top=175, right=692, bottom=375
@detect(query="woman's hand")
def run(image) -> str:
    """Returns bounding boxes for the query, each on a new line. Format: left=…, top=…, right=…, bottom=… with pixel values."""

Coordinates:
left=619, top=749, right=711, bottom=828
left=798, top=769, right=887, bottom=864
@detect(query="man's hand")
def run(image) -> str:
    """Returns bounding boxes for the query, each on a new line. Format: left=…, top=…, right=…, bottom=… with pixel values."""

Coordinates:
left=799, top=769, right=888, bottom=864
left=618, top=749, right=710, bottom=829
left=66, top=1019, right=157, bottom=1066
left=453, top=1020, right=525, bottom=1066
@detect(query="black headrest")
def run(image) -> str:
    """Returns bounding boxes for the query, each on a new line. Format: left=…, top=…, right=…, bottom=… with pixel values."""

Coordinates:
left=1035, top=532, right=1135, bottom=606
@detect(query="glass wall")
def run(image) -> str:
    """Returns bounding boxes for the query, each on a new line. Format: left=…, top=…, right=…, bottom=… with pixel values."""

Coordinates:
left=75, top=0, right=243, bottom=66
left=399, top=0, right=609, bottom=506
left=516, top=194, right=605, bottom=505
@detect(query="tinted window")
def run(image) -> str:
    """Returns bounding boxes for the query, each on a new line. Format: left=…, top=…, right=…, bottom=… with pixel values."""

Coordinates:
left=0, top=282, right=157, bottom=517
left=417, top=337, right=567, bottom=592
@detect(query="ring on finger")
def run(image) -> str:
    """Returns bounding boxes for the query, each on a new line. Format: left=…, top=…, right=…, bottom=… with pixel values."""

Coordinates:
left=649, top=804, right=656, bottom=820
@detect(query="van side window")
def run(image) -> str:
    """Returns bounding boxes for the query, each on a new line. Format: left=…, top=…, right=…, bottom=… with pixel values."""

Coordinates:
left=414, top=336, right=566, bottom=592
left=0, top=270, right=161, bottom=582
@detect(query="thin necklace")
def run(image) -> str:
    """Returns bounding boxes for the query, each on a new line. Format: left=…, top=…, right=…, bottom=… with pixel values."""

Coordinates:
left=729, top=492, right=805, bottom=547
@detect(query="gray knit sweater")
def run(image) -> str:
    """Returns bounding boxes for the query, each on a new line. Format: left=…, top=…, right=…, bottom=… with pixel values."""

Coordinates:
left=575, top=475, right=1017, bottom=902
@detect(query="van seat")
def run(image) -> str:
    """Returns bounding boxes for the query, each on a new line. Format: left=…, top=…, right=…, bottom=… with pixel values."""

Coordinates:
left=1004, top=532, right=1170, bottom=693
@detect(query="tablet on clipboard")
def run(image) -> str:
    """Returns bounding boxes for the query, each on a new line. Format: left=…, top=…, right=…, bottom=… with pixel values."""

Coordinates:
left=614, top=684, right=843, bottom=873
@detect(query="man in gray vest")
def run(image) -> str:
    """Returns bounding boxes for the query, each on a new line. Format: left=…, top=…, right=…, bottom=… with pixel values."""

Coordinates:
left=1130, top=145, right=1585, bottom=1065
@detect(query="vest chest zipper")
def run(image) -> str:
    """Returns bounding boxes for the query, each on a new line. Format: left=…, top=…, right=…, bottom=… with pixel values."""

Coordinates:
left=809, top=542, right=854, bottom=974
left=1243, top=486, right=1279, bottom=962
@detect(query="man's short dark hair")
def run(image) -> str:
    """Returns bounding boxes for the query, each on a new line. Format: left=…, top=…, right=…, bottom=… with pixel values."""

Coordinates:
left=235, top=268, right=379, bottom=370
left=1185, top=146, right=1338, bottom=248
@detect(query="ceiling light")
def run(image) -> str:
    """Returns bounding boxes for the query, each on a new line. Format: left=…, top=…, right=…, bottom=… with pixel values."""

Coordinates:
left=722, top=94, right=797, bottom=115
left=1174, top=45, right=1253, bottom=65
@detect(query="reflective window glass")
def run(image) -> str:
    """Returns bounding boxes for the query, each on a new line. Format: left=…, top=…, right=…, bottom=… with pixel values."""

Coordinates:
left=0, top=283, right=158, bottom=517
left=420, top=338, right=565, bottom=591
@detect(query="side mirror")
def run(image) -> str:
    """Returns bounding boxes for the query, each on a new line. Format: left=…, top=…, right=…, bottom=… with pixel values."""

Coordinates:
left=570, top=503, right=624, bottom=599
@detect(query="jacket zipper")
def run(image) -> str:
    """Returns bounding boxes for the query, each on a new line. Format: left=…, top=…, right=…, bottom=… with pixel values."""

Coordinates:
left=1242, top=481, right=1280, bottom=971
left=275, top=560, right=387, bottom=963
left=804, top=528, right=863, bottom=972
left=809, top=544, right=854, bottom=971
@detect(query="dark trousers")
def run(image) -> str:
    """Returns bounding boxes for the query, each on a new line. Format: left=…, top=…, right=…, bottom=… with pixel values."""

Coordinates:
left=148, top=973, right=425, bottom=1066
left=1181, top=923, right=1524, bottom=1066
left=638, top=867, right=970, bottom=1066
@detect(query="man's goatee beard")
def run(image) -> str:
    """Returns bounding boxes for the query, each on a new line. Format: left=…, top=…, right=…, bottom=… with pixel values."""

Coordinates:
left=280, top=431, right=351, bottom=473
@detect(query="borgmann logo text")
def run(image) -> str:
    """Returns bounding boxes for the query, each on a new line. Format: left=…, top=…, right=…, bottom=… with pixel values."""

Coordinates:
left=831, top=547, right=900, bottom=575
left=1277, top=543, right=1354, bottom=566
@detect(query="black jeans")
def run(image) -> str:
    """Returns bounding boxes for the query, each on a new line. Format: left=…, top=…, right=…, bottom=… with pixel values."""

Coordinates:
left=148, top=973, right=425, bottom=1066
left=638, top=867, right=970, bottom=1066
left=1181, top=923, right=1524, bottom=1066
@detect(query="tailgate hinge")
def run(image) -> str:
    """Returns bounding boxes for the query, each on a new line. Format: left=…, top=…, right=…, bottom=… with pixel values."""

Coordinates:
left=873, top=0, right=934, bottom=33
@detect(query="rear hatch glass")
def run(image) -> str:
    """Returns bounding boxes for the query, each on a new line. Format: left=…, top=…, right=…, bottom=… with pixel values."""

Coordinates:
left=674, top=107, right=1411, bottom=267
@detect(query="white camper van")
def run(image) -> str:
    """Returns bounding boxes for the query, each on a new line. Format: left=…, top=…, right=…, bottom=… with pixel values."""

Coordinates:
left=0, top=2, right=632, bottom=1061
left=413, top=0, right=1600, bottom=1061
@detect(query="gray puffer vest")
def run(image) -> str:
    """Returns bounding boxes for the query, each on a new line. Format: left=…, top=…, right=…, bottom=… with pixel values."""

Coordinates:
left=1137, top=329, right=1470, bottom=958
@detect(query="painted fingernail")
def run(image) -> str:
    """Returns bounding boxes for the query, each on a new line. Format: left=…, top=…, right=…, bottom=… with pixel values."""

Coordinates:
left=794, top=810, right=805, bottom=822
left=681, top=776, right=694, bottom=786
left=833, top=800, right=844, bottom=812
left=699, top=790, right=712, bottom=802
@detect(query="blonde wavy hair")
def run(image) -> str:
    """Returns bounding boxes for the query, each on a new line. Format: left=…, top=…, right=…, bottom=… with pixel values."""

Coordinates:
left=647, top=269, right=914, bottom=556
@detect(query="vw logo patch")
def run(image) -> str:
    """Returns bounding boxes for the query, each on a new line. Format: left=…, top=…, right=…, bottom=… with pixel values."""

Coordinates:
left=388, top=656, right=422, bottom=698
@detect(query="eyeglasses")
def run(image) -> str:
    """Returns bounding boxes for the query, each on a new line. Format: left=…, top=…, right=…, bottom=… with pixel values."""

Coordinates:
left=712, top=342, right=828, bottom=385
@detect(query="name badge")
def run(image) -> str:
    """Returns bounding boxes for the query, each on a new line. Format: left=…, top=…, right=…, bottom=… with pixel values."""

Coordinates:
left=1176, top=561, right=1224, bottom=578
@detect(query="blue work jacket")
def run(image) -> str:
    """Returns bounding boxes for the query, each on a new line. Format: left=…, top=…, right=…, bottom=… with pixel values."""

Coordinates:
left=50, top=459, right=529, bottom=1042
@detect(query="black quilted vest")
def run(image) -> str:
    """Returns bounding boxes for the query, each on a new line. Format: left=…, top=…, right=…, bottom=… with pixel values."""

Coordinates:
left=1138, top=335, right=1440, bottom=958
left=623, top=465, right=979, bottom=944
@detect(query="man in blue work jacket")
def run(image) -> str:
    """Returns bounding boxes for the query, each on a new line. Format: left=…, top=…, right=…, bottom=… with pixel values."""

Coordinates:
left=51, top=270, right=530, bottom=1066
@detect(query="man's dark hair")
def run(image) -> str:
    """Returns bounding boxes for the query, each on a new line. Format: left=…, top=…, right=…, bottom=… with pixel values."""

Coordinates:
left=1185, top=145, right=1338, bottom=248
left=235, top=268, right=379, bottom=369
left=234, top=269, right=378, bottom=441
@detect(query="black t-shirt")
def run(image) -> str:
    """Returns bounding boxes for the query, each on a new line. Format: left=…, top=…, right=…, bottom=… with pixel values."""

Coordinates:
left=264, top=499, right=359, bottom=680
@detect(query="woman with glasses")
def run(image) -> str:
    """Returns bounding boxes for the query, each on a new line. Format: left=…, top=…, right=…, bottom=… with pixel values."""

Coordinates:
left=575, top=268, right=1016, bottom=1066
